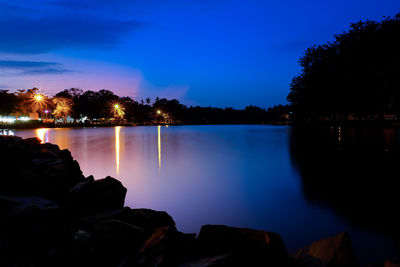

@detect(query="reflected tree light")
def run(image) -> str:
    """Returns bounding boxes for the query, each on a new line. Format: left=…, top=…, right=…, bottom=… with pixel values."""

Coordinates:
left=158, top=125, right=161, bottom=171
left=115, top=126, right=121, bottom=175
left=36, top=128, right=49, bottom=144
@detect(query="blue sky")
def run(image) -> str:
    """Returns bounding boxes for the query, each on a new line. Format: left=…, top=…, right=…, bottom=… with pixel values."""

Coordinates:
left=1, top=0, right=400, bottom=108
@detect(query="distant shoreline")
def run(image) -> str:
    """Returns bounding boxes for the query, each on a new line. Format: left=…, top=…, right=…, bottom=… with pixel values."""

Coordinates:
left=5, top=120, right=400, bottom=130
left=0, top=121, right=291, bottom=130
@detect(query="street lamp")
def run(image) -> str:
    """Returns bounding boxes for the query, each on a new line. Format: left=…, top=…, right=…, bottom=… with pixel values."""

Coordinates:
left=112, top=102, right=125, bottom=120
left=34, top=94, right=43, bottom=102
left=33, top=94, right=45, bottom=120
left=157, top=110, right=161, bottom=114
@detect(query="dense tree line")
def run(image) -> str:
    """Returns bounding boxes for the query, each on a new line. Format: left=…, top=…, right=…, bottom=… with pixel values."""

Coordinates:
left=0, top=88, right=290, bottom=125
left=288, top=14, right=400, bottom=122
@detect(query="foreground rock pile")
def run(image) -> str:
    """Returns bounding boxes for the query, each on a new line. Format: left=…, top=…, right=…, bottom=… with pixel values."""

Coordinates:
left=0, top=136, right=376, bottom=266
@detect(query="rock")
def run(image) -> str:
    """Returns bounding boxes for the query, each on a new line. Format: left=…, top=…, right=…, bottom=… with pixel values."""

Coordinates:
left=81, top=207, right=176, bottom=236
left=69, top=175, right=95, bottom=196
left=122, top=225, right=198, bottom=267
left=177, top=254, right=232, bottom=267
left=115, top=208, right=176, bottom=236
left=385, top=259, right=400, bottom=267
left=0, top=136, right=85, bottom=203
left=73, top=230, right=91, bottom=243
left=10, top=195, right=60, bottom=214
left=127, top=226, right=174, bottom=267
left=93, top=219, right=145, bottom=247
left=1, top=195, right=71, bottom=266
left=197, top=225, right=288, bottom=266
left=69, top=176, right=127, bottom=213
left=91, top=219, right=146, bottom=266
left=294, top=232, right=358, bottom=267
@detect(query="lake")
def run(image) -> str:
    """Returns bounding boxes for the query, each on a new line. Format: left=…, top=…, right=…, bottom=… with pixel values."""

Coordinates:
left=4, top=125, right=399, bottom=264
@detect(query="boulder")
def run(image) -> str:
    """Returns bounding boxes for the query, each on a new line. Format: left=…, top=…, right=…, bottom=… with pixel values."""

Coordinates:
left=0, top=136, right=85, bottom=203
left=127, top=226, right=174, bottom=267
left=78, top=207, right=175, bottom=236
left=177, top=254, right=231, bottom=267
left=1, top=195, right=71, bottom=266
left=91, top=219, right=146, bottom=266
left=124, top=226, right=198, bottom=267
left=69, top=176, right=127, bottom=213
left=115, top=208, right=175, bottom=236
left=385, top=259, right=400, bottom=267
left=294, top=232, right=358, bottom=267
left=197, top=225, right=288, bottom=266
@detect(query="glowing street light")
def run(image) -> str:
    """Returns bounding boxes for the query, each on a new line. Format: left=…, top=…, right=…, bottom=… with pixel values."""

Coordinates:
left=32, top=93, right=46, bottom=120
left=157, top=110, right=161, bottom=114
left=111, top=102, right=125, bottom=120
left=34, top=94, right=43, bottom=102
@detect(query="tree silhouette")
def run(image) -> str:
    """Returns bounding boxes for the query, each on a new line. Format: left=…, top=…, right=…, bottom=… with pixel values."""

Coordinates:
left=1, top=88, right=289, bottom=125
left=0, top=90, right=18, bottom=116
left=288, top=14, right=400, bottom=122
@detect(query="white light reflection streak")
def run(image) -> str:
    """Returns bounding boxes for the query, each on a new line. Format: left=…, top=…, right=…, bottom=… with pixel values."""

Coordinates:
left=0, top=129, right=14, bottom=136
left=115, top=126, right=121, bottom=175
left=158, top=125, right=161, bottom=171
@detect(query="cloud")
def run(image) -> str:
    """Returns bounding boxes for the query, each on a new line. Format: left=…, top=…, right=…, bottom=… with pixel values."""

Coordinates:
left=0, top=60, right=59, bottom=69
left=0, top=60, right=71, bottom=75
left=20, top=68, right=72, bottom=75
left=0, top=2, right=144, bottom=54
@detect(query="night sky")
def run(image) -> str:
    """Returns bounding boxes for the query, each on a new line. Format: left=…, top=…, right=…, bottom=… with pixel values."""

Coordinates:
left=1, top=0, right=400, bottom=108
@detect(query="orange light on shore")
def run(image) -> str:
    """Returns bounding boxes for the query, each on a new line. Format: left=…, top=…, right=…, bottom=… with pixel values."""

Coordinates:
left=34, top=94, right=43, bottom=102
left=111, top=102, right=125, bottom=119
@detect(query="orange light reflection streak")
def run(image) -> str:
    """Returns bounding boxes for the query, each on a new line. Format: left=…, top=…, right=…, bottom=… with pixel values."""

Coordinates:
left=36, top=128, right=49, bottom=144
left=158, top=125, right=161, bottom=171
left=115, top=126, right=121, bottom=174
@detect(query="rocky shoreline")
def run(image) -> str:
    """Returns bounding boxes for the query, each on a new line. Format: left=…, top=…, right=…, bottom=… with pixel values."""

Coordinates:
left=0, top=136, right=396, bottom=266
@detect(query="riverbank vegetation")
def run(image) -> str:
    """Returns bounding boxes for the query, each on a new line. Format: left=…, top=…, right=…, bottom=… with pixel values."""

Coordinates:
left=288, top=14, right=400, bottom=124
left=0, top=88, right=290, bottom=128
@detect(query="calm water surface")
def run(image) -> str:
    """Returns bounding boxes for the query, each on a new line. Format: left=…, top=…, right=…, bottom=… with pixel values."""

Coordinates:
left=8, top=125, right=399, bottom=263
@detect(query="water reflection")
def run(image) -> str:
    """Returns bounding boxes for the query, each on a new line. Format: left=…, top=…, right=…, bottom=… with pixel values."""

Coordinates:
left=158, top=125, right=161, bottom=170
left=115, top=126, right=121, bottom=174
left=290, top=126, right=400, bottom=260
left=12, top=125, right=400, bottom=263
left=0, top=129, right=14, bottom=136
left=36, top=128, right=49, bottom=143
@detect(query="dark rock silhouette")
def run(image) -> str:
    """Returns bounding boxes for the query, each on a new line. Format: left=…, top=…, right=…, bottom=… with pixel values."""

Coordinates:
left=0, top=135, right=364, bottom=266
left=197, top=225, right=289, bottom=266
left=294, top=232, right=358, bottom=267
left=69, top=175, right=127, bottom=213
